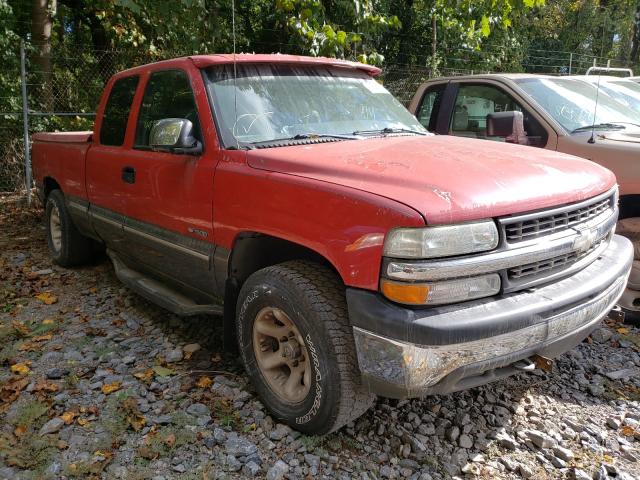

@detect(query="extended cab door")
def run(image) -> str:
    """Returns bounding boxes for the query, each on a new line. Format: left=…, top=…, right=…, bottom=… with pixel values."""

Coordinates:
left=86, top=74, right=140, bottom=250
left=414, top=79, right=557, bottom=150
left=116, top=65, right=219, bottom=301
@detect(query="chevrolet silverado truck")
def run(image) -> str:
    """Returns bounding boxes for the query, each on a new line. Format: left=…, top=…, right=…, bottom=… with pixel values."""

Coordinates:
left=409, top=74, right=640, bottom=317
left=32, top=55, right=633, bottom=434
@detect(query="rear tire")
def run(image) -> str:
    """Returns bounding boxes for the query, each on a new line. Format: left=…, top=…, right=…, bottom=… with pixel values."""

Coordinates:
left=236, top=260, right=375, bottom=434
left=45, top=190, right=94, bottom=267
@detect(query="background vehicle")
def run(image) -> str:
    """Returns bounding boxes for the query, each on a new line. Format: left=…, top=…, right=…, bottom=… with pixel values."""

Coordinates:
left=576, top=76, right=640, bottom=115
left=409, top=74, right=640, bottom=317
left=31, top=56, right=632, bottom=434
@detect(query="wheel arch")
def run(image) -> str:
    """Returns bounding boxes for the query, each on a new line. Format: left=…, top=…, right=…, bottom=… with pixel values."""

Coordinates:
left=42, top=176, right=61, bottom=201
left=619, top=194, right=640, bottom=220
left=221, top=231, right=345, bottom=352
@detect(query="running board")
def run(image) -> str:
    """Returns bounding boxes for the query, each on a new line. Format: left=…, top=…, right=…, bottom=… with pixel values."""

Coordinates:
left=107, top=250, right=223, bottom=317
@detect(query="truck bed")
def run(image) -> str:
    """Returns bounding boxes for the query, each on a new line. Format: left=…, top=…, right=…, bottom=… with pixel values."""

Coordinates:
left=32, top=131, right=93, bottom=201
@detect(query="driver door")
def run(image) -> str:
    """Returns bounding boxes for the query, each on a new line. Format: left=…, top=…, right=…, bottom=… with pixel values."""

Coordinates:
left=118, top=67, right=218, bottom=300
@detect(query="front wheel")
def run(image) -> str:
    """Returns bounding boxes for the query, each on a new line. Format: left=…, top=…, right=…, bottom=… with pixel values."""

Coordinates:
left=236, top=261, right=375, bottom=434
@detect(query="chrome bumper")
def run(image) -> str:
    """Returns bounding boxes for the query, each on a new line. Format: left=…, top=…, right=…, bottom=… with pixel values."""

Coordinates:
left=349, top=234, right=633, bottom=398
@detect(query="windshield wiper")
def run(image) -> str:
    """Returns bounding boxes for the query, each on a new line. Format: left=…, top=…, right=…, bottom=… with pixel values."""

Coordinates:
left=571, top=123, right=629, bottom=133
left=250, top=133, right=357, bottom=146
left=352, top=127, right=427, bottom=136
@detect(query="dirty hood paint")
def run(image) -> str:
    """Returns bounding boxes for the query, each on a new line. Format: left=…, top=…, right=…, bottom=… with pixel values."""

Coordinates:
left=246, top=135, right=616, bottom=224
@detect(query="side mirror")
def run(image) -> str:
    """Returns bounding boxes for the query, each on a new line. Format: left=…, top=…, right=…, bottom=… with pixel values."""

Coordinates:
left=149, top=118, right=202, bottom=155
left=486, top=111, right=527, bottom=143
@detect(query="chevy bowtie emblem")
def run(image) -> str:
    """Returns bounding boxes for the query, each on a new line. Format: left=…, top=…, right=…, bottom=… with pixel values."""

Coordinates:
left=573, top=228, right=598, bottom=254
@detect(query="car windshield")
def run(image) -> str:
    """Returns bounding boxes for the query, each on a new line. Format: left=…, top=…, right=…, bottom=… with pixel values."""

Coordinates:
left=514, top=77, right=640, bottom=132
left=203, top=63, right=426, bottom=146
left=603, top=80, right=640, bottom=114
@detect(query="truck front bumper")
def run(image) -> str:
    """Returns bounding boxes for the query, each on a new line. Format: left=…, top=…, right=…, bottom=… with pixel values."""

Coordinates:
left=347, top=234, right=633, bottom=399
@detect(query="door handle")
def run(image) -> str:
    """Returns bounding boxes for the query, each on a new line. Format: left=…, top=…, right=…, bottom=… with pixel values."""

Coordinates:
left=122, top=166, right=136, bottom=184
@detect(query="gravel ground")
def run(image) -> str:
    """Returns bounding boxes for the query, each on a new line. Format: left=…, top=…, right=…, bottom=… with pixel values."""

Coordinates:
left=1, top=196, right=640, bottom=480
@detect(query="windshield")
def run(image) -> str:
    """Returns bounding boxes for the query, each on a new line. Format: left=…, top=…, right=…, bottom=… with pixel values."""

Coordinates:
left=514, top=77, right=640, bottom=132
left=203, top=63, right=426, bottom=146
left=603, top=80, right=640, bottom=114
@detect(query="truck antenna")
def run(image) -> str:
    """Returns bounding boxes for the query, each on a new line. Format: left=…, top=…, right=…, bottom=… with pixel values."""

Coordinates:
left=588, top=72, right=602, bottom=144
left=232, top=0, right=240, bottom=149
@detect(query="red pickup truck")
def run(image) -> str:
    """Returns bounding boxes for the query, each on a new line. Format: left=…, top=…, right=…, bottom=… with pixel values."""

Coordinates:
left=32, top=54, right=633, bottom=434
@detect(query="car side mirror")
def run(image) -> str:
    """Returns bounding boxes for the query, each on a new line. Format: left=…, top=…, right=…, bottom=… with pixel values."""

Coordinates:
left=486, top=111, right=526, bottom=137
left=149, top=118, right=202, bottom=155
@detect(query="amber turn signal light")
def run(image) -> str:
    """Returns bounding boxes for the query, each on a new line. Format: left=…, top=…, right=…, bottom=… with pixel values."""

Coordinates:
left=380, top=279, right=430, bottom=305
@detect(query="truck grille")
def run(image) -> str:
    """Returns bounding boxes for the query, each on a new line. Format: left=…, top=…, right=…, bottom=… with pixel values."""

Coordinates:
left=507, top=238, right=604, bottom=280
left=503, top=196, right=612, bottom=243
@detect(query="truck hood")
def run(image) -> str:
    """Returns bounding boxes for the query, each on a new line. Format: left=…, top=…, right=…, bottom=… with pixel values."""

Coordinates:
left=246, top=135, right=616, bottom=224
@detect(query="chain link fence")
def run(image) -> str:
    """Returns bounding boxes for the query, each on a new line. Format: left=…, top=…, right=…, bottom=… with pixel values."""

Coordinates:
left=0, top=41, right=634, bottom=199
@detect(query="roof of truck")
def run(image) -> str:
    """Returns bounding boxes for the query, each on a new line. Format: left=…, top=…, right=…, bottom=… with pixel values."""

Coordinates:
left=424, top=73, right=571, bottom=82
left=116, top=53, right=381, bottom=77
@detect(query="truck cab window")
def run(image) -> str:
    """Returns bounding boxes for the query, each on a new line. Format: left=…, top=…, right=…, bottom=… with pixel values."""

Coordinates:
left=135, top=70, right=202, bottom=148
left=416, top=85, right=445, bottom=132
left=451, top=84, right=547, bottom=147
left=100, top=75, right=139, bottom=146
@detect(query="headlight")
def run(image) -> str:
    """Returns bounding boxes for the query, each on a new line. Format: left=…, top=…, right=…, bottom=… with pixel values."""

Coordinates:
left=383, top=221, right=499, bottom=259
left=380, top=274, right=501, bottom=305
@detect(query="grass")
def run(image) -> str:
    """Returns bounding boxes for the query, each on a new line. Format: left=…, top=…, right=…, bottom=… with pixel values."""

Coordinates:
left=0, top=399, right=56, bottom=474
left=138, top=425, right=197, bottom=460
left=210, top=398, right=241, bottom=429
left=11, top=399, right=49, bottom=428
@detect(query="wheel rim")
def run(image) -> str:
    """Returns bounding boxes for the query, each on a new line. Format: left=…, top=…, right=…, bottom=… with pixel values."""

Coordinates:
left=252, top=307, right=312, bottom=404
left=49, top=205, right=62, bottom=252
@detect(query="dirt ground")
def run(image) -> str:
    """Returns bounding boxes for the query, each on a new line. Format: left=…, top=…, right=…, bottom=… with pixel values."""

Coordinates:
left=1, top=195, right=639, bottom=480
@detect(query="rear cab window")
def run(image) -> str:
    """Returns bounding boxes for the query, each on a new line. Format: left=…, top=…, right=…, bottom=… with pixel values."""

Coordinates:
left=134, top=69, right=202, bottom=149
left=416, top=84, right=446, bottom=132
left=100, top=75, right=139, bottom=146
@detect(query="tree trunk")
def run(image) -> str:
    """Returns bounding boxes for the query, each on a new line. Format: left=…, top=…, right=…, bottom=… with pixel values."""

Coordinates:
left=31, top=0, right=56, bottom=111
left=631, top=5, right=640, bottom=63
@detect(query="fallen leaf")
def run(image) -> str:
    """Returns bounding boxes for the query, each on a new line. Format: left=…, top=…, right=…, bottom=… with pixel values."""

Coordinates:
left=33, top=378, right=59, bottom=393
left=138, top=445, right=157, bottom=460
left=93, top=450, right=113, bottom=459
left=101, top=382, right=121, bottom=394
left=10, top=363, right=30, bottom=375
left=77, top=418, right=89, bottom=426
left=42, top=318, right=55, bottom=325
left=86, top=327, right=106, bottom=337
left=133, top=369, right=154, bottom=383
left=617, top=327, right=630, bottom=335
left=11, top=321, right=30, bottom=336
left=89, top=287, right=97, bottom=294
left=196, top=376, right=213, bottom=389
left=35, top=292, right=58, bottom=305
left=621, top=425, right=636, bottom=436
left=0, top=377, right=29, bottom=409
left=111, top=318, right=125, bottom=327
left=128, top=414, right=146, bottom=432
left=164, top=433, right=176, bottom=448
left=32, top=333, right=53, bottom=342
left=152, top=365, right=174, bottom=377
left=61, top=411, right=78, bottom=425
left=13, top=425, right=26, bottom=437
left=17, top=341, right=39, bottom=352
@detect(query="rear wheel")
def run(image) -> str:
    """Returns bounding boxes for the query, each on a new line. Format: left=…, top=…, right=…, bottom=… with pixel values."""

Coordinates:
left=236, top=260, right=375, bottom=434
left=45, top=190, right=94, bottom=267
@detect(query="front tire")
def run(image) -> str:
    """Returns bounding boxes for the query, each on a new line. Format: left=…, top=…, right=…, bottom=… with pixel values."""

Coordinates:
left=45, top=190, right=94, bottom=267
left=236, top=260, right=375, bottom=434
